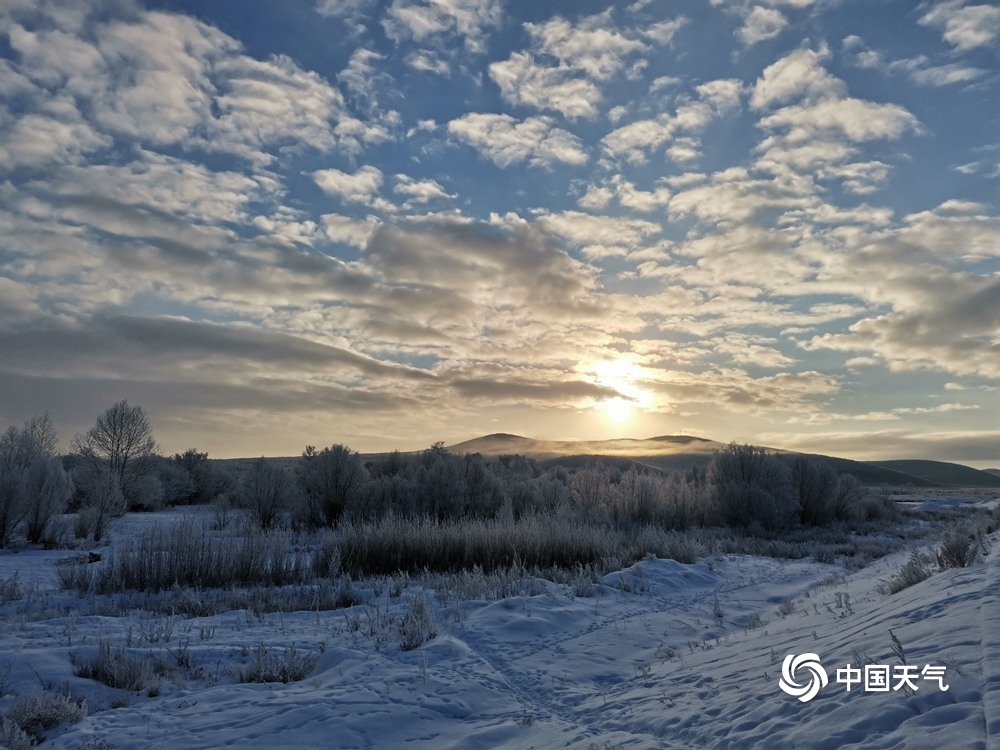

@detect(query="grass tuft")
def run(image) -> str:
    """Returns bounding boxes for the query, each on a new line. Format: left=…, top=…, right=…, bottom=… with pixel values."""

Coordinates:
left=239, top=643, right=319, bottom=683
left=73, top=641, right=151, bottom=692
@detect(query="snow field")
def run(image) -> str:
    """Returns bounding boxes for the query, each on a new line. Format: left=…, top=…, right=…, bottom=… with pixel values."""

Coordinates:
left=0, top=506, right=995, bottom=749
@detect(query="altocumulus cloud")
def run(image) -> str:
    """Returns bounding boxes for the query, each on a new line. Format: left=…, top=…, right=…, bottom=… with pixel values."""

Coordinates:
left=0, top=0, right=996, bottom=464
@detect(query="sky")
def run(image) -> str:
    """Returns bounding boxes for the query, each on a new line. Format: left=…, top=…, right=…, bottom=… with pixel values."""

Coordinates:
left=0, top=0, right=998, bottom=466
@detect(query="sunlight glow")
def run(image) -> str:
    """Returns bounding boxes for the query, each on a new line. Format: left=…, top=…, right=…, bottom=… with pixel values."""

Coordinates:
left=588, top=358, right=653, bottom=426
left=603, top=396, right=634, bottom=423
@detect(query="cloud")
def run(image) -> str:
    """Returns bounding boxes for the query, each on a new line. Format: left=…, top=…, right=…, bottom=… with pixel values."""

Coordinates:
left=920, top=1, right=1000, bottom=51
left=338, top=47, right=396, bottom=112
left=747, top=47, right=918, bottom=201
left=0, top=277, right=42, bottom=325
left=393, top=174, right=456, bottom=204
left=322, top=214, right=381, bottom=247
left=750, top=47, right=844, bottom=110
left=489, top=11, right=656, bottom=119
left=405, top=51, right=451, bottom=76
left=0, top=315, right=436, bottom=401
left=362, top=221, right=603, bottom=318
left=315, top=0, right=376, bottom=35
left=577, top=176, right=671, bottom=212
left=536, top=211, right=662, bottom=254
left=448, top=113, right=588, bottom=168
left=451, top=376, right=622, bottom=405
left=489, top=52, right=604, bottom=119
left=0, top=0, right=996, bottom=459
left=2, top=3, right=390, bottom=167
left=738, top=6, right=788, bottom=46
left=668, top=167, right=812, bottom=223
left=524, top=11, right=647, bottom=80
left=766, top=428, right=1000, bottom=463
left=709, top=333, right=795, bottom=367
left=313, top=166, right=384, bottom=204
left=34, top=152, right=271, bottom=226
left=843, top=37, right=988, bottom=87
left=800, top=207, right=1000, bottom=379
left=602, top=79, right=742, bottom=163
left=643, top=368, right=839, bottom=415
left=382, top=0, right=502, bottom=54
left=0, top=105, right=111, bottom=172
left=908, top=62, right=988, bottom=86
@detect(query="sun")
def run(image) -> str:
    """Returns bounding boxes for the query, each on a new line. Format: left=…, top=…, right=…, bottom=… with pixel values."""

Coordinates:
left=603, top=396, right=634, bottom=424
left=588, top=358, right=651, bottom=426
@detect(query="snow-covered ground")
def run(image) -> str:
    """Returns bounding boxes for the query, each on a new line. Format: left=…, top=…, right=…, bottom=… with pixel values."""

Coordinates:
left=0, top=503, right=997, bottom=749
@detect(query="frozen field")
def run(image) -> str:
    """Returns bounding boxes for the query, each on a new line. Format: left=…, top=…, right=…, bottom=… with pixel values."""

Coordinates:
left=0, top=503, right=997, bottom=750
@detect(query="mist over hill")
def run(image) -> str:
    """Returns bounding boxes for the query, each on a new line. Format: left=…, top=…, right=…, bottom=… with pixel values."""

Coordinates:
left=446, top=433, right=1000, bottom=488
left=214, top=433, right=998, bottom=489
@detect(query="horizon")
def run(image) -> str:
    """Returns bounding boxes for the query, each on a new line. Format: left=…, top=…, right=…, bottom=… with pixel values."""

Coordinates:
left=1, top=1, right=998, bottom=471
left=177, top=431, right=999, bottom=472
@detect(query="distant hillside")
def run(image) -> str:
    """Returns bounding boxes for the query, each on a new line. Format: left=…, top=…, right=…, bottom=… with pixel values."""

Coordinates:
left=446, top=434, right=998, bottom=488
left=788, top=455, right=940, bottom=488
left=871, top=460, right=1000, bottom=489
left=213, top=435, right=998, bottom=489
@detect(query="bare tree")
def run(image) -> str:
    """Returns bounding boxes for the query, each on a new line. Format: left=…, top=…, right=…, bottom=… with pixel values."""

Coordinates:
left=241, top=458, right=291, bottom=530
left=0, top=414, right=59, bottom=547
left=72, top=400, right=158, bottom=509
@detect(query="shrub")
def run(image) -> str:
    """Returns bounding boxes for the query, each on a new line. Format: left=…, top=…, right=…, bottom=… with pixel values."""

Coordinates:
left=211, top=494, right=235, bottom=530
left=887, top=551, right=932, bottom=594
left=74, top=506, right=97, bottom=541
left=74, top=641, right=151, bottom=691
left=936, top=527, right=983, bottom=569
left=171, top=449, right=230, bottom=504
left=0, top=573, right=21, bottom=604
left=0, top=718, right=32, bottom=750
left=6, top=692, right=87, bottom=743
left=399, top=593, right=437, bottom=651
left=73, top=467, right=126, bottom=542
left=855, top=481, right=897, bottom=522
left=239, top=643, right=319, bottom=683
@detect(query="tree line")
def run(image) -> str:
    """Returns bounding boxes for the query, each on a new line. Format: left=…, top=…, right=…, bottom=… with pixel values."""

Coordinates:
left=0, top=400, right=891, bottom=548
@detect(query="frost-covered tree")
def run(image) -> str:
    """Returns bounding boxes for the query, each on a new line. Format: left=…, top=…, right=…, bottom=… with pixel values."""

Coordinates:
left=708, top=443, right=797, bottom=530
left=22, top=455, right=74, bottom=545
left=72, top=400, right=158, bottom=509
left=76, top=465, right=126, bottom=542
left=297, top=444, right=369, bottom=527
left=0, top=414, right=59, bottom=547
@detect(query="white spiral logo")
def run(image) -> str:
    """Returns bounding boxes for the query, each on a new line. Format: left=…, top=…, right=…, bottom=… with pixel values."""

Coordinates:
left=779, top=653, right=828, bottom=702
